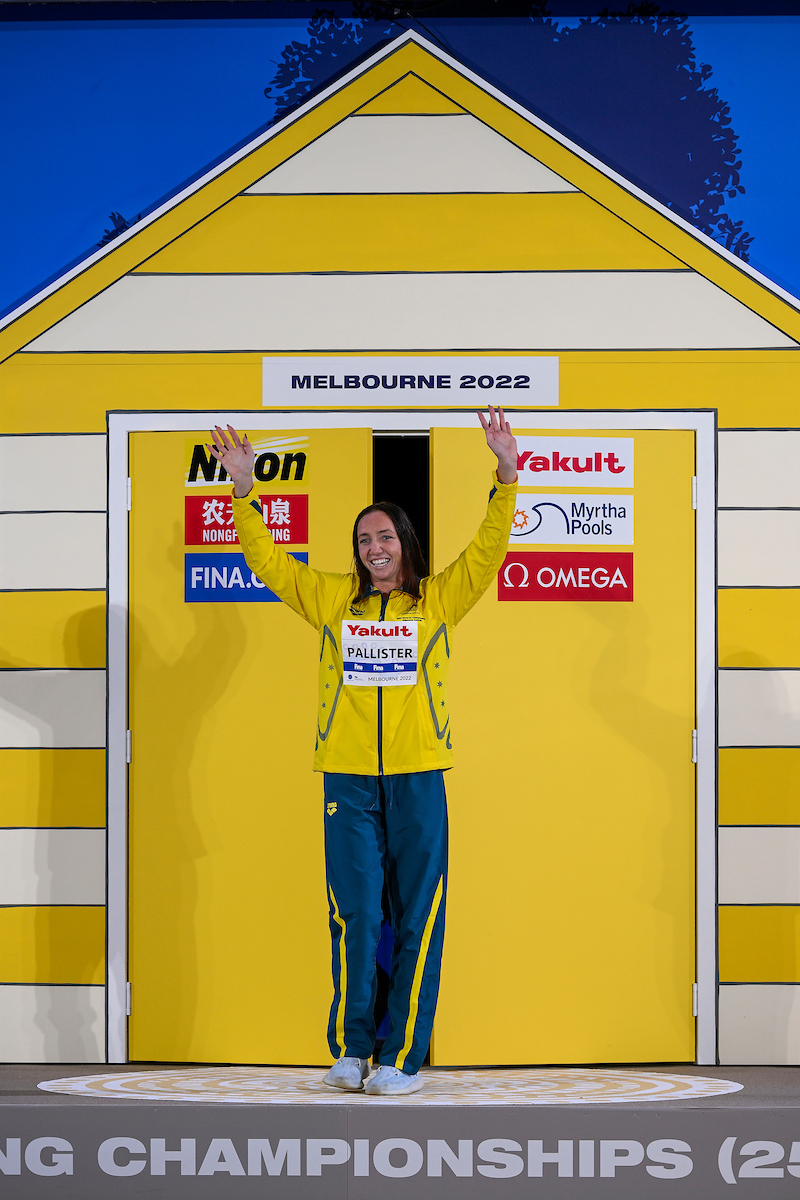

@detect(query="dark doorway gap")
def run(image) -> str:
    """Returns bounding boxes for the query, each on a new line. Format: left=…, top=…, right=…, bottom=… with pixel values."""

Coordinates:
left=370, top=432, right=430, bottom=1062
left=372, top=433, right=430, bottom=573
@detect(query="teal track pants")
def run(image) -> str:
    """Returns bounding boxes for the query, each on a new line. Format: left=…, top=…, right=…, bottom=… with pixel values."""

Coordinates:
left=323, top=771, right=448, bottom=1077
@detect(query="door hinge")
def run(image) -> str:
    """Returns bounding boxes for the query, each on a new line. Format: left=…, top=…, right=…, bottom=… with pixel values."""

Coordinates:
left=692, top=983, right=698, bottom=1017
left=126, top=477, right=132, bottom=511
left=126, top=982, right=132, bottom=1017
left=691, top=729, right=698, bottom=763
left=126, top=730, right=132, bottom=764
left=691, top=476, right=697, bottom=510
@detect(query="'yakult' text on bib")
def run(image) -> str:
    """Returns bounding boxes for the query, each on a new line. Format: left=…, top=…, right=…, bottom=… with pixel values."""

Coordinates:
left=341, top=621, right=418, bottom=687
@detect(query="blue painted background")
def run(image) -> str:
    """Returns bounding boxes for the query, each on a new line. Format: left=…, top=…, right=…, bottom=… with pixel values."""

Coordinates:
left=2, top=7, right=800, bottom=317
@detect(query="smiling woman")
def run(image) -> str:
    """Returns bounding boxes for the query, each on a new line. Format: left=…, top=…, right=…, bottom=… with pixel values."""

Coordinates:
left=206, top=408, right=517, bottom=1096
left=353, top=503, right=426, bottom=600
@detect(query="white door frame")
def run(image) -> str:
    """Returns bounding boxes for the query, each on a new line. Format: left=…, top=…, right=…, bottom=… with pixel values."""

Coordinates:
left=108, top=407, right=717, bottom=1064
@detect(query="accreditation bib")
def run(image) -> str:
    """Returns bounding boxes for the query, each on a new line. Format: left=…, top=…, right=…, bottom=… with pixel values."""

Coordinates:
left=341, top=620, right=418, bottom=686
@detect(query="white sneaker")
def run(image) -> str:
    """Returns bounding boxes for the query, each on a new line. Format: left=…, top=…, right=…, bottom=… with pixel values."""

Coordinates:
left=323, top=1056, right=372, bottom=1091
left=364, top=1065, right=423, bottom=1096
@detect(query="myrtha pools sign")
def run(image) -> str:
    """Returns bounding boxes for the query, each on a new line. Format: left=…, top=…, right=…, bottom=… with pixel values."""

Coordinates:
left=509, top=496, right=633, bottom=545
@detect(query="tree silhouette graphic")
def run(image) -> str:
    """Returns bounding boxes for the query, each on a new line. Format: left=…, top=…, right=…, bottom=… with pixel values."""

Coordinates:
left=265, top=5, right=396, bottom=119
left=264, top=2, right=752, bottom=259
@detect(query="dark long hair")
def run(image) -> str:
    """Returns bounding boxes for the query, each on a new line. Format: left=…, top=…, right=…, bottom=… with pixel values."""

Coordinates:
left=352, top=501, right=427, bottom=602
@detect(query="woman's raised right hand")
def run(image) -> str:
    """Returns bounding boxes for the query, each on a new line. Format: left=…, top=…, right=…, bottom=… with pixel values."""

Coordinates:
left=207, top=425, right=255, bottom=497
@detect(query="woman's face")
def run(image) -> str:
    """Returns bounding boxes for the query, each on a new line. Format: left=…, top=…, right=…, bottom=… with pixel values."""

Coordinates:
left=357, top=510, right=403, bottom=591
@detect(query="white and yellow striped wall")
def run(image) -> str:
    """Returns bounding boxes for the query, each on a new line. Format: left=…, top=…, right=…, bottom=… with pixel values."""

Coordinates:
left=718, top=431, right=800, bottom=1063
left=2, top=31, right=800, bottom=1063
left=0, top=435, right=106, bottom=1059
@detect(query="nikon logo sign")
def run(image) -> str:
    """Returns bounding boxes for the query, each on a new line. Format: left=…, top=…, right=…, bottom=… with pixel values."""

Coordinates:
left=184, top=433, right=309, bottom=489
left=186, top=444, right=306, bottom=486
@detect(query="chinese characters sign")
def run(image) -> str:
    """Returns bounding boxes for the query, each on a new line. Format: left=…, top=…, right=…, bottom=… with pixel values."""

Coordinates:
left=185, top=495, right=309, bottom=546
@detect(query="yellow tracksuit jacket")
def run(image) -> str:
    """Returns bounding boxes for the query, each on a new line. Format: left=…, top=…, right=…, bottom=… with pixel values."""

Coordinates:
left=232, top=475, right=517, bottom=775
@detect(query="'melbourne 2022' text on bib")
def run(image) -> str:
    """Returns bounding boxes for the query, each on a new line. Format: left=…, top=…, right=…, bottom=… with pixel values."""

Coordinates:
left=341, top=621, right=418, bottom=686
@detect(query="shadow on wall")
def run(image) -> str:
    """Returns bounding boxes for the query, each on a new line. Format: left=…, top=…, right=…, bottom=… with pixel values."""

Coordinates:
left=584, top=600, right=692, bottom=1012
left=0, top=601, right=107, bottom=1060
left=127, top=519, right=245, bottom=1061
left=0, top=600, right=105, bottom=671
left=37, top=602, right=107, bottom=1060
left=596, top=621, right=800, bottom=1061
left=31, top=970, right=105, bottom=1064
left=63, top=603, right=106, bottom=669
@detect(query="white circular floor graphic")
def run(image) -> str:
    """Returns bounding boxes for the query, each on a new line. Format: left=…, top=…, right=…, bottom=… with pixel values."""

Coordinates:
left=38, top=1067, right=743, bottom=1105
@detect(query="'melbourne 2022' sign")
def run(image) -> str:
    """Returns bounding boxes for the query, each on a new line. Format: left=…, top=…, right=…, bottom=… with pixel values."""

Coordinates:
left=262, top=356, right=559, bottom=406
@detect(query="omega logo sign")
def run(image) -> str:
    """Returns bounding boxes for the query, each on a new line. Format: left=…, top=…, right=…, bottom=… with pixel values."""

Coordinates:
left=499, top=553, right=633, bottom=602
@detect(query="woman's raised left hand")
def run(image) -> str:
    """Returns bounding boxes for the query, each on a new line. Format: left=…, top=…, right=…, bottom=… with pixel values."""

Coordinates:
left=478, top=406, right=518, bottom=484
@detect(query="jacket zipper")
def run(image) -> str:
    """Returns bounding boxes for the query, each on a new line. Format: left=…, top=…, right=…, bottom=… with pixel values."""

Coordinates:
left=377, top=591, right=390, bottom=775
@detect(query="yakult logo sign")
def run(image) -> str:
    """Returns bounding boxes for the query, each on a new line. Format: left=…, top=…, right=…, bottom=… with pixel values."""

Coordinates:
left=342, top=621, right=418, bottom=686
left=510, top=495, right=633, bottom=545
left=517, top=437, right=633, bottom=487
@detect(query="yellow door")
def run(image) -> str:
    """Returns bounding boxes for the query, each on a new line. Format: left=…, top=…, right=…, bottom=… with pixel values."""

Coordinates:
left=128, top=426, right=371, bottom=1062
left=431, top=425, right=696, bottom=1064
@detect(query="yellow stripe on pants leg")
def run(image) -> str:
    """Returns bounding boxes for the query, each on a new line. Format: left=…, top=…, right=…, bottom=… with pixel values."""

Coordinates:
left=396, top=875, right=444, bottom=1072
left=329, top=887, right=348, bottom=1055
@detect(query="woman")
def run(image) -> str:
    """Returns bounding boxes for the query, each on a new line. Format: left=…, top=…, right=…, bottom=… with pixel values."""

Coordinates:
left=209, top=408, right=517, bottom=1095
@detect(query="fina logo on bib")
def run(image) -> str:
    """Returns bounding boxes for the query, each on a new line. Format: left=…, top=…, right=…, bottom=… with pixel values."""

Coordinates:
left=342, top=621, right=418, bottom=686
left=510, top=494, right=633, bottom=545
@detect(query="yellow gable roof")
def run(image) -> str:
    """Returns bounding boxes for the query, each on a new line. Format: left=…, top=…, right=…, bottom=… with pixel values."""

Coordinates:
left=355, top=72, right=466, bottom=114
left=2, top=31, right=799, bottom=360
